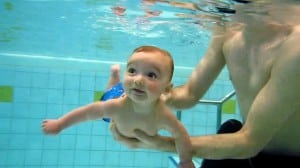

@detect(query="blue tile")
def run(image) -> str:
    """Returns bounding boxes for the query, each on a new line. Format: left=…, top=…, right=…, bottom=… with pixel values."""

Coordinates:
left=119, top=151, right=135, bottom=167
left=24, top=149, right=42, bottom=165
left=9, top=134, right=28, bottom=149
left=104, top=151, right=120, bottom=166
left=77, top=122, right=92, bottom=134
left=95, top=75, right=107, bottom=90
left=0, top=150, right=7, bottom=166
left=92, top=121, right=109, bottom=135
left=0, top=119, right=11, bottom=133
left=58, top=150, right=74, bottom=165
left=27, top=134, right=43, bottom=149
left=47, top=89, right=63, bottom=104
left=105, top=135, right=121, bottom=151
left=32, top=67, right=48, bottom=73
left=158, top=129, right=171, bottom=136
left=79, top=90, right=93, bottom=105
left=27, top=119, right=44, bottom=134
left=10, top=118, right=28, bottom=133
left=0, top=133, right=10, bottom=148
left=80, top=71, right=95, bottom=77
left=0, top=102, right=12, bottom=117
left=74, top=150, right=90, bottom=165
left=76, top=135, right=91, bottom=149
left=14, top=87, right=30, bottom=102
left=0, top=70, right=15, bottom=85
left=90, top=135, right=106, bottom=150
left=43, top=136, right=60, bottom=149
left=31, top=73, right=48, bottom=88
left=48, top=73, right=64, bottom=89
left=134, top=152, right=149, bottom=166
left=60, top=134, right=76, bottom=149
left=46, top=104, right=63, bottom=118
left=30, top=88, right=48, bottom=103
left=12, top=102, right=30, bottom=118
left=80, top=76, right=95, bottom=91
left=148, top=152, right=166, bottom=167
left=29, top=103, right=47, bottom=118
left=7, top=150, right=25, bottom=166
left=41, top=150, right=59, bottom=165
left=63, top=90, right=79, bottom=104
left=15, top=71, right=31, bottom=87
left=90, top=150, right=105, bottom=165
left=64, top=74, right=80, bottom=90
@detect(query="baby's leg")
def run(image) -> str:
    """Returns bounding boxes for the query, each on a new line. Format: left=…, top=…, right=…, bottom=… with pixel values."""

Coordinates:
left=106, top=64, right=120, bottom=90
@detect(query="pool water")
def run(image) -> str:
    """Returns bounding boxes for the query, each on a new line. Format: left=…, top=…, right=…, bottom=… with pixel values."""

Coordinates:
left=0, top=1, right=239, bottom=168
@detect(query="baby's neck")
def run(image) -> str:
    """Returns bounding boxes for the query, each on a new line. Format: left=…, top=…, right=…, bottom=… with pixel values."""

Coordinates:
left=131, top=99, right=160, bottom=115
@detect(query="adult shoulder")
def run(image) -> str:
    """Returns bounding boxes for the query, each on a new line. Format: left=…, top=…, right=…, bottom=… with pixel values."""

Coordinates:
left=281, top=25, right=300, bottom=58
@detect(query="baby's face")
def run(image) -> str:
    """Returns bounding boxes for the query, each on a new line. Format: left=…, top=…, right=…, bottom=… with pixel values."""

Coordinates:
left=123, top=51, right=172, bottom=103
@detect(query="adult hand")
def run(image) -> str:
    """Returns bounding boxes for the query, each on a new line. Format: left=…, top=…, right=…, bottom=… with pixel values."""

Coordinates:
left=109, top=121, right=142, bottom=149
left=110, top=121, right=176, bottom=152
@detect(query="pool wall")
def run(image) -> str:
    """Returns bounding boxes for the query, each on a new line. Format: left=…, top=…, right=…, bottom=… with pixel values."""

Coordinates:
left=0, top=1, right=241, bottom=167
left=0, top=53, right=240, bottom=168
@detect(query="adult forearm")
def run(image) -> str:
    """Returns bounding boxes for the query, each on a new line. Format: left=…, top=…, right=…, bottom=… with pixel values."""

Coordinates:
left=153, top=136, right=177, bottom=153
left=190, top=133, right=257, bottom=159
left=168, top=86, right=199, bottom=110
left=133, top=129, right=177, bottom=153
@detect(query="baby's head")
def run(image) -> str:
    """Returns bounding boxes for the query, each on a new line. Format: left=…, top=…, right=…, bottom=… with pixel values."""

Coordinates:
left=130, top=45, right=174, bottom=81
left=123, top=45, right=174, bottom=102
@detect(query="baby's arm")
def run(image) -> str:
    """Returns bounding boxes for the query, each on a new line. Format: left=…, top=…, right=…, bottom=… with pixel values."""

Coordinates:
left=42, top=101, right=108, bottom=135
left=162, top=112, right=195, bottom=168
left=174, top=122, right=195, bottom=168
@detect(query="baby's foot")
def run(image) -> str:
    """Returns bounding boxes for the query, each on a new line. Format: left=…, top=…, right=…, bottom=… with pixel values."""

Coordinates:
left=110, top=64, right=120, bottom=78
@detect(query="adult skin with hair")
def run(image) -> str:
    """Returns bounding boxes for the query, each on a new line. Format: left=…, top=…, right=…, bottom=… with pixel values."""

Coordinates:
left=110, top=1, right=300, bottom=167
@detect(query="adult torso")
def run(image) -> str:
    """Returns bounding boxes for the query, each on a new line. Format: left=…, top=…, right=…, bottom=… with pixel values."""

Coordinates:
left=222, top=24, right=300, bottom=156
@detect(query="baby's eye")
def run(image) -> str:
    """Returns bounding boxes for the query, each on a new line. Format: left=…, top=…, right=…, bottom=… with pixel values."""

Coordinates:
left=147, top=72, right=158, bottom=79
left=127, top=68, right=136, bottom=74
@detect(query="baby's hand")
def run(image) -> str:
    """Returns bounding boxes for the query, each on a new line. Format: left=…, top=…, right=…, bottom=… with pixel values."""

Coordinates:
left=42, top=119, right=62, bottom=135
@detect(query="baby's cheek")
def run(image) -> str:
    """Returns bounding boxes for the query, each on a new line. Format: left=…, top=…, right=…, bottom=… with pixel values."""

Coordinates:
left=122, top=79, right=131, bottom=89
left=147, top=84, right=162, bottom=95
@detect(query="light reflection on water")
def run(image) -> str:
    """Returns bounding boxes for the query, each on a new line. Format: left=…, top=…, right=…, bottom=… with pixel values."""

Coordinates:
left=1, top=0, right=299, bottom=65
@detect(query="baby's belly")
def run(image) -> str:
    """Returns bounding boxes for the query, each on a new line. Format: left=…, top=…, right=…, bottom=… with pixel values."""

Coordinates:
left=116, top=123, right=157, bottom=138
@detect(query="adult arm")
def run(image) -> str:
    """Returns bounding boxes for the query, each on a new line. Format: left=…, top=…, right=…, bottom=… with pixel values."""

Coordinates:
left=166, top=29, right=226, bottom=109
left=133, top=51, right=300, bottom=159
left=191, top=47, right=300, bottom=159
left=115, top=31, right=300, bottom=159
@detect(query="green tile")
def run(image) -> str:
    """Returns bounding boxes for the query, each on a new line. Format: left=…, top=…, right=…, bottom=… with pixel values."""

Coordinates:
left=4, top=1, right=13, bottom=11
left=222, top=99, right=236, bottom=114
left=94, top=91, right=104, bottom=101
left=0, top=86, right=13, bottom=102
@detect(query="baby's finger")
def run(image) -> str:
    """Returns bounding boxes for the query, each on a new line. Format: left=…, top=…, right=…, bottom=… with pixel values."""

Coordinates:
left=134, top=129, right=151, bottom=141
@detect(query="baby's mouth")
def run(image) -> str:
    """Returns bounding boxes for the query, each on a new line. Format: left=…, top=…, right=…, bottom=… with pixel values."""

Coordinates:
left=132, top=88, right=145, bottom=94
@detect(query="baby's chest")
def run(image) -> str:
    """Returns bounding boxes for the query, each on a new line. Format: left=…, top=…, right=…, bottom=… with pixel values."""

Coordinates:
left=114, top=114, right=159, bottom=137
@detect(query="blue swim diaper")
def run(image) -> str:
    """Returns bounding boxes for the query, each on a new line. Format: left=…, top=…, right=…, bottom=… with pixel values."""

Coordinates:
left=100, top=82, right=124, bottom=122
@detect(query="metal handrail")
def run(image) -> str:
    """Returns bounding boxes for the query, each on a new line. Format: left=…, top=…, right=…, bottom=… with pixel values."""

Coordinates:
left=177, top=90, right=236, bottom=131
left=198, top=90, right=236, bottom=105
